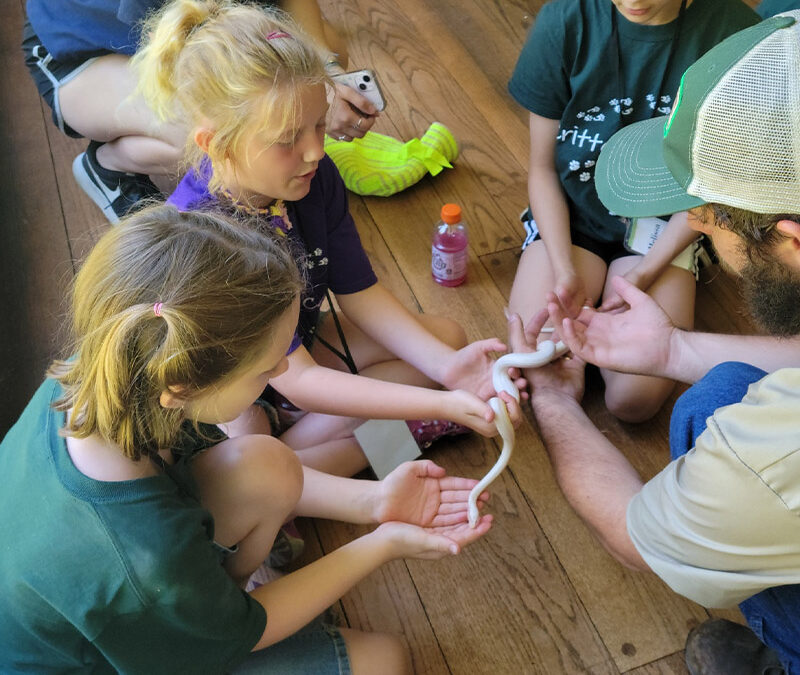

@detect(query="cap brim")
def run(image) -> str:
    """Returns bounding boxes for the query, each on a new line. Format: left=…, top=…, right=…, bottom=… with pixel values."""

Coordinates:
left=595, top=116, right=706, bottom=218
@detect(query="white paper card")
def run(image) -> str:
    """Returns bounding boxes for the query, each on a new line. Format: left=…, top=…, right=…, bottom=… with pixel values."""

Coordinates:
left=353, top=419, right=421, bottom=480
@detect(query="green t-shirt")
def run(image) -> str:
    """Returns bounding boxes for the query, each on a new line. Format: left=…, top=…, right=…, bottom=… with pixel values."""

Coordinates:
left=508, top=0, right=759, bottom=242
left=0, top=379, right=266, bottom=673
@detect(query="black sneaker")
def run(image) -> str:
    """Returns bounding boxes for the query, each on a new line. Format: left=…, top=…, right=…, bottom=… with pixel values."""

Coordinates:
left=685, top=619, right=785, bottom=675
left=72, top=141, right=161, bottom=224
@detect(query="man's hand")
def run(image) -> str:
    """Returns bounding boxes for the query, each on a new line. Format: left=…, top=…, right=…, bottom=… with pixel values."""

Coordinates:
left=549, top=276, right=676, bottom=378
left=507, top=309, right=585, bottom=404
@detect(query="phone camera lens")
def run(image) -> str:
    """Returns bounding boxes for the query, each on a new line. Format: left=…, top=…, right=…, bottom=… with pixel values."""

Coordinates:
left=363, top=75, right=371, bottom=82
left=358, top=83, right=367, bottom=90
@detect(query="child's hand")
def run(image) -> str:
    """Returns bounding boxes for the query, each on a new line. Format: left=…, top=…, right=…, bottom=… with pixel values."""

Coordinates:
left=598, top=265, right=651, bottom=313
left=554, top=271, right=590, bottom=319
left=373, top=517, right=493, bottom=560
left=328, top=83, right=379, bottom=141
left=374, top=459, right=490, bottom=527
left=444, top=389, right=500, bottom=437
left=440, top=337, right=510, bottom=400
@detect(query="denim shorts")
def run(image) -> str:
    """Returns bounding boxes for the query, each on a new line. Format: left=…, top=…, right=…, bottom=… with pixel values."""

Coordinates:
left=232, top=615, right=351, bottom=674
left=21, top=20, right=97, bottom=138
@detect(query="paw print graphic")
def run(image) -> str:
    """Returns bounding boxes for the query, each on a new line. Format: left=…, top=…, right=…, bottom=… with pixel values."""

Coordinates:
left=646, top=93, right=655, bottom=102
left=579, top=171, right=591, bottom=182
left=584, top=160, right=595, bottom=168
left=569, top=160, right=580, bottom=171
left=657, top=106, right=671, bottom=115
left=587, top=106, right=600, bottom=113
left=660, top=95, right=672, bottom=103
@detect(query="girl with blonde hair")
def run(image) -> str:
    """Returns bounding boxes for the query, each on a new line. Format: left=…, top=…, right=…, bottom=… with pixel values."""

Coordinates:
left=134, top=0, right=523, bottom=476
left=0, top=204, right=493, bottom=673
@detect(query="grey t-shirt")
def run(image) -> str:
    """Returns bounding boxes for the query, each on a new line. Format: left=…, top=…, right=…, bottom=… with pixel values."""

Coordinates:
left=627, top=368, right=800, bottom=608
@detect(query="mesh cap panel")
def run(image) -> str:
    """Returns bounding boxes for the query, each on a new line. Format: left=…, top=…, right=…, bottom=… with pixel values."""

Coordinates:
left=688, top=24, right=800, bottom=213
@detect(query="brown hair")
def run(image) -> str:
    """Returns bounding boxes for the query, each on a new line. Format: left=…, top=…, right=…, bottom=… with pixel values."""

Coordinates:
left=48, top=204, right=302, bottom=461
left=133, top=0, right=328, bottom=194
left=704, top=203, right=800, bottom=263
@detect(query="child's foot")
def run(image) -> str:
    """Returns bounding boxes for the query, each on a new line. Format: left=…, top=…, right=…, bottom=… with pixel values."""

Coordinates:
left=72, top=140, right=161, bottom=224
left=244, top=562, right=283, bottom=592
left=406, top=419, right=471, bottom=449
left=267, top=519, right=305, bottom=569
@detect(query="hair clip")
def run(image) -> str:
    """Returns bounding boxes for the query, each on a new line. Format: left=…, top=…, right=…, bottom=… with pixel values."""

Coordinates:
left=266, top=31, right=291, bottom=40
left=153, top=302, right=164, bottom=317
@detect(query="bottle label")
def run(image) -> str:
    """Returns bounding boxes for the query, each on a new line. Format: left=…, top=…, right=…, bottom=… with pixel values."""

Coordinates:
left=432, top=245, right=467, bottom=281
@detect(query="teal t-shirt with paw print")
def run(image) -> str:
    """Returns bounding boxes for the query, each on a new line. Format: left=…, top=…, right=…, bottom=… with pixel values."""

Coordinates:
left=508, top=0, right=758, bottom=242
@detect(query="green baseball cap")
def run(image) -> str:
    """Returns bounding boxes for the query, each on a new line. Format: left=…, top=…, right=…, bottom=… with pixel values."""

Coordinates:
left=595, top=11, right=800, bottom=218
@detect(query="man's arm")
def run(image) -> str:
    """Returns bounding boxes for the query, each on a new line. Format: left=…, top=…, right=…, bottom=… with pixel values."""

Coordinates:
left=530, top=388, right=649, bottom=570
left=508, top=311, right=649, bottom=570
left=552, top=276, right=800, bottom=384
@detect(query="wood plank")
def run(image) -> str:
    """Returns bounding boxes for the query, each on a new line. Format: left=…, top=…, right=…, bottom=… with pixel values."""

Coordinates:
left=314, top=519, right=453, bottom=675
left=625, top=651, right=687, bottom=675
left=346, top=168, right=616, bottom=673
left=319, top=0, right=529, bottom=255
left=0, top=2, right=75, bottom=436
left=480, top=248, right=713, bottom=670
left=41, top=122, right=109, bottom=265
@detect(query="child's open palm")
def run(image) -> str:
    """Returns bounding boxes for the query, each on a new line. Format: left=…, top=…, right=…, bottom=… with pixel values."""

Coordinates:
left=375, top=460, right=490, bottom=528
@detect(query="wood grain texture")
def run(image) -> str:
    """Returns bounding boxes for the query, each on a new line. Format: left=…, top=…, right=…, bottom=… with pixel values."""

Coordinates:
left=0, top=1, right=74, bottom=435
left=2, top=0, right=754, bottom=671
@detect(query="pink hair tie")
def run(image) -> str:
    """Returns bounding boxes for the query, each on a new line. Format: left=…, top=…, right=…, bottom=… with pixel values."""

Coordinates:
left=153, top=302, right=164, bottom=317
left=266, top=31, right=291, bottom=40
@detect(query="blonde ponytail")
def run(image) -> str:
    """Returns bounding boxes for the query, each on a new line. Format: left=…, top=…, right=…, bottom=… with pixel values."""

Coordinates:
left=49, top=204, right=302, bottom=461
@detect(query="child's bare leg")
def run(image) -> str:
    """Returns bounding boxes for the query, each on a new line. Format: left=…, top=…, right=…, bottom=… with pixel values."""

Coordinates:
left=339, top=628, right=412, bottom=675
left=601, top=256, right=696, bottom=422
left=191, top=435, right=303, bottom=586
left=508, top=240, right=607, bottom=329
left=57, top=54, right=185, bottom=177
left=280, top=312, right=467, bottom=475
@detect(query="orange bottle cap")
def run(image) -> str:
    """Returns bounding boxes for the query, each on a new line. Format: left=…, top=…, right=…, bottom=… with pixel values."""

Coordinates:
left=440, top=203, right=462, bottom=224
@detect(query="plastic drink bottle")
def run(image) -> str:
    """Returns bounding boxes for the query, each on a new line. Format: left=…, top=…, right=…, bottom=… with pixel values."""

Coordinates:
left=431, top=203, right=468, bottom=286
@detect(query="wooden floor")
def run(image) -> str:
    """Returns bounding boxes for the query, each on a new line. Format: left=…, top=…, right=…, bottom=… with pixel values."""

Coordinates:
left=2, top=0, right=760, bottom=672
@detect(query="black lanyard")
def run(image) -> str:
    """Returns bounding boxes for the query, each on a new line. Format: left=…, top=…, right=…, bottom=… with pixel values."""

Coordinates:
left=611, top=0, right=688, bottom=128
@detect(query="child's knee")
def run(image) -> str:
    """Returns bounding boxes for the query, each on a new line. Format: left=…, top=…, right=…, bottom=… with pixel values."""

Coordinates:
left=230, top=436, right=304, bottom=510
left=604, top=377, right=673, bottom=424
left=342, top=629, right=411, bottom=675
left=425, top=315, right=467, bottom=349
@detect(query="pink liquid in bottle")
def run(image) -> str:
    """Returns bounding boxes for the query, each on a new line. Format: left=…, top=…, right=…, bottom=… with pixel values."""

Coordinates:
left=432, top=203, right=468, bottom=286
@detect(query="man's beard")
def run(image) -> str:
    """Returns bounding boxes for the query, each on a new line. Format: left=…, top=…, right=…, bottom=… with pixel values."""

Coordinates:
left=739, top=256, right=800, bottom=337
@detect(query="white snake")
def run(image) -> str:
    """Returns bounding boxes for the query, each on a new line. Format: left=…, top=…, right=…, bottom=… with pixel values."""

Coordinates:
left=467, top=338, right=568, bottom=528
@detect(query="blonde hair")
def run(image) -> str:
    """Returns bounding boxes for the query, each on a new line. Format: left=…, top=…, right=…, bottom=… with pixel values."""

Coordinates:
left=133, top=0, right=328, bottom=193
left=48, top=204, right=302, bottom=461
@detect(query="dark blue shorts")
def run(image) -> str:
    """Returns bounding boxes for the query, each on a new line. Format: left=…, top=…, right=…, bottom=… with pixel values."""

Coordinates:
left=521, top=212, right=630, bottom=265
left=21, top=20, right=97, bottom=138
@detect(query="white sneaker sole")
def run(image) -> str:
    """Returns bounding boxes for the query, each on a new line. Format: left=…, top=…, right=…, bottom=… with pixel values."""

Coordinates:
left=72, top=153, right=121, bottom=225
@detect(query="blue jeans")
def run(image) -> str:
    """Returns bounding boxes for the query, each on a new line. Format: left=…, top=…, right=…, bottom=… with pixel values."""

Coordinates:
left=670, top=362, right=800, bottom=674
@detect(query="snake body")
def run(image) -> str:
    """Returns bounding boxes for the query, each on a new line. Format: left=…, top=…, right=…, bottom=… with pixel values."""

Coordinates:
left=467, top=339, right=568, bottom=528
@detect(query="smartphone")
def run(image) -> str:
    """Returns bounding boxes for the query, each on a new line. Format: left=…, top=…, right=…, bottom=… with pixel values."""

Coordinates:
left=332, top=69, right=386, bottom=112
